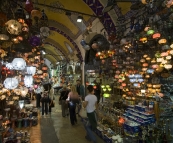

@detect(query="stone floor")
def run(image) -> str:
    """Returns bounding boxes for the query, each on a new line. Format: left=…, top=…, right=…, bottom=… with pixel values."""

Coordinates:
left=39, top=95, right=104, bottom=143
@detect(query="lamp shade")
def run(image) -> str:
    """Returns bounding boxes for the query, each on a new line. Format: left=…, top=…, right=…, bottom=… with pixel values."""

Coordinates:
left=20, top=87, right=28, bottom=97
left=0, top=34, right=9, bottom=40
left=5, top=20, right=22, bottom=35
left=6, top=63, right=13, bottom=70
left=40, top=27, right=50, bottom=38
left=3, top=77, right=19, bottom=89
left=12, top=58, right=26, bottom=70
left=26, top=66, right=36, bottom=75
left=13, top=88, right=21, bottom=95
left=37, top=70, right=43, bottom=74
left=24, top=75, right=33, bottom=87
left=29, top=35, right=41, bottom=46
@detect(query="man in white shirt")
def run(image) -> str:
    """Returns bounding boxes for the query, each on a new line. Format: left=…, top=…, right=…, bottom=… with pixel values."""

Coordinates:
left=34, top=84, right=44, bottom=108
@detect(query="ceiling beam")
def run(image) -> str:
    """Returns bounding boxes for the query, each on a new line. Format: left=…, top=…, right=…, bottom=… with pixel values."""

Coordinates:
left=33, top=2, right=98, bottom=18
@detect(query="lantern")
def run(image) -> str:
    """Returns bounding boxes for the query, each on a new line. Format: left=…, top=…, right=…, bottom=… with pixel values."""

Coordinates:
left=13, top=88, right=21, bottom=95
left=24, top=75, right=33, bottom=87
left=138, top=79, right=144, bottom=83
left=146, top=57, right=151, bottom=61
left=151, top=59, right=156, bottom=63
left=5, top=20, right=22, bottom=35
left=164, top=64, right=172, bottom=70
left=158, top=38, right=167, bottom=44
left=130, top=79, right=136, bottom=83
left=140, top=59, right=145, bottom=63
left=25, top=0, right=33, bottom=13
left=6, top=63, right=13, bottom=70
left=43, top=73, right=48, bottom=77
left=152, top=64, right=158, bottom=69
left=157, top=58, right=163, bottom=63
left=3, top=77, right=19, bottom=89
left=147, top=69, right=154, bottom=73
left=20, top=87, right=28, bottom=97
left=152, top=33, right=161, bottom=39
left=42, top=66, right=48, bottom=71
left=144, top=25, right=150, bottom=31
left=12, top=58, right=26, bottom=70
left=26, top=66, right=36, bottom=75
left=147, top=29, right=154, bottom=35
left=166, top=55, right=171, bottom=60
left=145, top=74, right=150, bottom=78
left=34, top=84, right=38, bottom=89
left=0, top=34, right=9, bottom=40
left=40, top=27, right=50, bottom=38
left=31, top=9, right=42, bottom=19
left=142, top=63, right=148, bottom=67
left=122, top=83, right=126, bottom=87
left=37, top=70, right=43, bottom=75
left=142, top=68, right=147, bottom=72
left=140, top=37, right=147, bottom=43
left=141, top=89, right=146, bottom=93
left=161, top=52, right=168, bottom=57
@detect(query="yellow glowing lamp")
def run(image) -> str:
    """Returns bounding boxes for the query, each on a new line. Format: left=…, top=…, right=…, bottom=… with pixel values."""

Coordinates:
left=103, top=93, right=110, bottom=98
left=103, top=88, right=107, bottom=92
left=101, top=85, right=105, bottom=88
left=106, top=85, right=110, bottom=88
left=108, top=88, right=112, bottom=91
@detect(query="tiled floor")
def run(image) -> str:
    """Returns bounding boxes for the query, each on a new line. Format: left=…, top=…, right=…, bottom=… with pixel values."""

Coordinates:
left=40, top=96, right=104, bottom=143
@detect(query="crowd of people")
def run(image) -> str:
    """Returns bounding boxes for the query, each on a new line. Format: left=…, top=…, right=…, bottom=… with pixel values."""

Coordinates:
left=33, top=78, right=101, bottom=143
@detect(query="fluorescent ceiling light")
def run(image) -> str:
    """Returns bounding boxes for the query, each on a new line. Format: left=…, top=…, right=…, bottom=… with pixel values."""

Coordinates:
left=77, top=16, right=83, bottom=22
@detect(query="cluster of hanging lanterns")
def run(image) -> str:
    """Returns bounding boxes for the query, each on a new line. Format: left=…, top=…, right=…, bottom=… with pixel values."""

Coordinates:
left=0, top=3, right=50, bottom=97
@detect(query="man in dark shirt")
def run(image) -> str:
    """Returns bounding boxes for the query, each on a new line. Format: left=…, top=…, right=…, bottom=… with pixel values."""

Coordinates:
left=76, top=80, right=84, bottom=100
left=59, top=85, right=69, bottom=117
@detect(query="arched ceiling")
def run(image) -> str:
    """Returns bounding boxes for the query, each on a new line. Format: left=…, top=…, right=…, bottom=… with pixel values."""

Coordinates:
left=33, top=0, right=135, bottom=64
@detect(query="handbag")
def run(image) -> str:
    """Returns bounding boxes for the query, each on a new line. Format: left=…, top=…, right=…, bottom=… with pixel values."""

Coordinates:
left=79, top=106, right=87, bottom=118
left=50, top=100, right=55, bottom=107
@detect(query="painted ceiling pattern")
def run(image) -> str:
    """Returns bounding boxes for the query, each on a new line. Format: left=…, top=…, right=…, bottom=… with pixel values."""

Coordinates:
left=36, top=0, right=135, bottom=64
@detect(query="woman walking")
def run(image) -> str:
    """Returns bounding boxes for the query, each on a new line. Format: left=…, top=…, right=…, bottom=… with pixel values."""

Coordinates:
left=59, top=85, right=69, bottom=117
left=66, top=85, right=80, bottom=125
left=83, top=85, right=98, bottom=143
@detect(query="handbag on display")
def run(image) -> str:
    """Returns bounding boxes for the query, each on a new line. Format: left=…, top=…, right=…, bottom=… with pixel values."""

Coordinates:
left=79, top=106, right=87, bottom=118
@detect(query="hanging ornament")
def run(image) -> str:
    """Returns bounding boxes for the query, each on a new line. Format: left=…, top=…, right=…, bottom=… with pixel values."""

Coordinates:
left=20, top=87, right=28, bottom=97
left=25, top=0, right=33, bottom=13
left=3, top=77, right=19, bottom=89
left=29, top=36, right=41, bottom=46
left=12, top=58, right=26, bottom=70
left=24, top=75, right=33, bottom=87
left=5, top=20, right=22, bottom=35
left=26, top=66, right=36, bottom=75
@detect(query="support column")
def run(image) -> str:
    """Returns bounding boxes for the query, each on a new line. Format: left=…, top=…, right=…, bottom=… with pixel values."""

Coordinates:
left=81, top=62, right=85, bottom=86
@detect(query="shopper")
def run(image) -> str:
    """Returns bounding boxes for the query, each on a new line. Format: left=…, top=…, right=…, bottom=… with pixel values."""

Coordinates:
left=59, top=85, right=69, bottom=117
left=66, top=85, right=80, bottom=125
left=83, top=85, right=98, bottom=143
left=48, top=86, right=55, bottom=114
left=76, top=79, right=85, bottom=100
left=34, top=83, right=44, bottom=108
left=41, top=91, right=50, bottom=116
left=94, top=82, right=101, bottom=104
